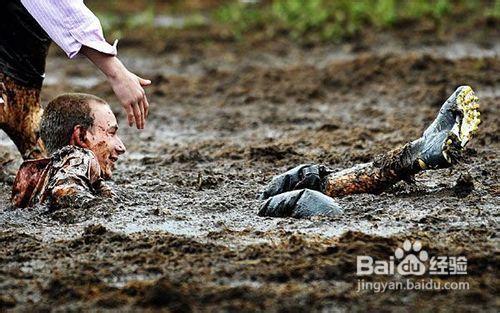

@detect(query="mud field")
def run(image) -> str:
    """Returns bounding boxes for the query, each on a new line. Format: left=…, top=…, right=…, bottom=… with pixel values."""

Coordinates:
left=1, top=27, right=499, bottom=311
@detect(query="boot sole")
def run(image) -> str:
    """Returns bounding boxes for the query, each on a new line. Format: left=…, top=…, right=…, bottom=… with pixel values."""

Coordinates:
left=444, top=86, right=481, bottom=162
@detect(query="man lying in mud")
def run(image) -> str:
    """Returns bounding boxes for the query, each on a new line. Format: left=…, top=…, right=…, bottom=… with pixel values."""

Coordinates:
left=259, top=86, right=481, bottom=218
left=11, top=93, right=126, bottom=209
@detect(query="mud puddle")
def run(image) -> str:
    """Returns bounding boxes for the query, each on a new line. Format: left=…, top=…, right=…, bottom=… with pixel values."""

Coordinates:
left=1, top=34, right=499, bottom=311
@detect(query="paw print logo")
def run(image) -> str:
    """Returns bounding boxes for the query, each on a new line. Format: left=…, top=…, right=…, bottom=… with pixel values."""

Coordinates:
left=395, top=240, right=428, bottom=276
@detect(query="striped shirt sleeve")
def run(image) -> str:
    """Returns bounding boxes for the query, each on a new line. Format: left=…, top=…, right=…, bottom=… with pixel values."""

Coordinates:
left=20, top=0, right=117, bottom=59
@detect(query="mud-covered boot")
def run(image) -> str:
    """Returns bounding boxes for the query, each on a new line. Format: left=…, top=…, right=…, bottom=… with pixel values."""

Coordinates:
left=415, top=85, right=480, bottom=169
left=259, top=164, right=331, bottom=200
left=258, top=189, right=343, bottom=218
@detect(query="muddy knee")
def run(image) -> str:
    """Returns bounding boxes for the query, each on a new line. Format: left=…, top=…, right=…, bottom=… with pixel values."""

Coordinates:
left=2, top=108, right=45, bottom=159
left=0, top=76, right=46, bottom=159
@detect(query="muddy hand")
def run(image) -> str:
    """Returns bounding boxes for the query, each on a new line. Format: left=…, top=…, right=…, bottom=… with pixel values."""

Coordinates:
left=79, top=46, right=151, bottom=130
left=109, top=69, right=151, bottom=130
left=259, top=189, right=343, bottom=218
left=259, top=164, right=330, bottom=200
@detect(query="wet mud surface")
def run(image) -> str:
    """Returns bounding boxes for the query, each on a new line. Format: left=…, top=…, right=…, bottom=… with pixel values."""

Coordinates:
left=1, top=32, right=499, bottom=311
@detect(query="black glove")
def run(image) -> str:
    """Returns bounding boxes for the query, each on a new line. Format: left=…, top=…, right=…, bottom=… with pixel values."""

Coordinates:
left=259, top=164, right=330, bottom=200
left=258, top=189, right=343, bottom=218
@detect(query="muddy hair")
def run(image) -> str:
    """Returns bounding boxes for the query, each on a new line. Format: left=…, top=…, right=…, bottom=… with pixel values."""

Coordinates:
left=40, top=93, right=106, bottom=153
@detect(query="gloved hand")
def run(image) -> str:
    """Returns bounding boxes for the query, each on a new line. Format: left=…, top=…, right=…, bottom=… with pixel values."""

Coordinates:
left=259, top=164, right=331, bottom=200
left=258, top=189, right=343, bottom=218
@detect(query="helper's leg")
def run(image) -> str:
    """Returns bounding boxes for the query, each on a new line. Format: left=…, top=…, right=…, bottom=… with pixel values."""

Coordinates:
left=259, top=86, right=480, bottom=217
left=0, top=74, right=46, bottom=160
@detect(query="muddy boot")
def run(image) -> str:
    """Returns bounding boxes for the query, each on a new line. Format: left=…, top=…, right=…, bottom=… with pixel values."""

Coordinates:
left=259, top=164, right=332, bottom=200
left=414, top=85, right=480, bottom=169
left=258, top=189, right=343, bottom=218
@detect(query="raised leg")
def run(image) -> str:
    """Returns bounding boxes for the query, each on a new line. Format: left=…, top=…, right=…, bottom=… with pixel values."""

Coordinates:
left=323, top=85, right=480, bottom=197
left=259, top=86, right=480, bottom=217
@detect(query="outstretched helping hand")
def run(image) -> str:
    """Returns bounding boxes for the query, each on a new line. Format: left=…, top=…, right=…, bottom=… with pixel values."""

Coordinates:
left=107, top=63, right=151, bottom=129
left=80, top=46, right=151, bottom=129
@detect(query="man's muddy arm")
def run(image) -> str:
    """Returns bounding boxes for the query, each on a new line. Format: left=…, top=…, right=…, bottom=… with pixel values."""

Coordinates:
left=45, top=150, right=106, bottom=210
left=48, top=180, right=98, bottom=210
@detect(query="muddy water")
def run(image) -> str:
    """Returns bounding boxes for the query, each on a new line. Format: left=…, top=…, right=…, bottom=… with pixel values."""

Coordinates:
left=0, top=37, right=499, bottom=311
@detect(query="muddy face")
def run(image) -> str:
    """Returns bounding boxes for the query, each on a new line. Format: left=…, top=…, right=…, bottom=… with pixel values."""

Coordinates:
left=85, top=102, right=126, bottom=179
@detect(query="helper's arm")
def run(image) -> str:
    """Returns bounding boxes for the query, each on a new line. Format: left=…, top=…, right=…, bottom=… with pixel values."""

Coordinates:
left=20, top=0, right=151, bottom=129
